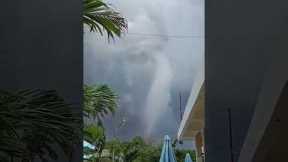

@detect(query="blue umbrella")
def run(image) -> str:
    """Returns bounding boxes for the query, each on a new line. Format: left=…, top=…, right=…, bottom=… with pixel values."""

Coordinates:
left=184, top=153, right=192, bottom=162
left=159, top=135, right=177, bottom=162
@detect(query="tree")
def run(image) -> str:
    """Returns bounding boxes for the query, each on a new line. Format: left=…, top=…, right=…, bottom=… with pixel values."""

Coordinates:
left=105, top=137, right=160, bottom=162
left=133, top=144, right=161, bottom=162
left=121, top=137, right=145, bottom=162
left=175, top=149, right=196, bottom=162
left=105, top=138, right=123, bottom=161
left=83, top=84, right=118, bottom=162
left=104, top=136, right=197, bottom=162
left=84, top=84, right=118, bottom=124
left=0, top=89, right=80, bottom=162
left=104, top=137, right=145, bottom=162
left=83, top=0, right=128, bottom=39
left=84, top=124, right=106, bottom=162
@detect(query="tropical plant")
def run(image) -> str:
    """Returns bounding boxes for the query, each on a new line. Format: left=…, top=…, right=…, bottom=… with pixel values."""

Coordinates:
left=83, top=0, right=128, bottom=39
left=175, top=149, right=196, bottom=162
left=132, top=144, right=161, bottom=162
left=121, top=137, right=145, bottom=162
left=84, top=84, right=118, bottom=124
left=84, top=124, right=106, bottom=162
left=104, top=136, right=197, bottom=162
left=0, top=89, right=81, bottom=162
left=84, top=124, right=106, bottom=153
left=106, top=136, right=152, bottom=162
left=105, top=138, right=123, bottom=161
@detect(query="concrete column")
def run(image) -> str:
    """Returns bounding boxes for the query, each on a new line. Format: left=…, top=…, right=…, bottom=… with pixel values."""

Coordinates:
left=195, top=131, right=204, bottom=162
left=201, top=130, right=205, bottom=162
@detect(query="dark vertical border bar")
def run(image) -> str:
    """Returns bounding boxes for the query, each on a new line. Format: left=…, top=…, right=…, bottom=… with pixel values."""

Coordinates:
left=0, top=0, right=83, bottom=161
left=228, top=108, right=234, bottom=162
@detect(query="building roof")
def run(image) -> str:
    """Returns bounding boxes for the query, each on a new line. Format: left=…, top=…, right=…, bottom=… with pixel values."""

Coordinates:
left=177, top=80, right=204, bottom=140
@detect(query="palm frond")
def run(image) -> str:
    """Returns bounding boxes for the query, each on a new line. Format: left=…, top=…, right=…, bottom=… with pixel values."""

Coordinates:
left=84, top=84, right=118, bottom=123
left=0, top=89, right=81, bottom=161
left=83, top=0, right=128, bottom=40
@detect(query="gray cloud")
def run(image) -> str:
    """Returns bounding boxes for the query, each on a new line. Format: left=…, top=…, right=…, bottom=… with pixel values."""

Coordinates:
left=84, top=0, right=204, bottom=142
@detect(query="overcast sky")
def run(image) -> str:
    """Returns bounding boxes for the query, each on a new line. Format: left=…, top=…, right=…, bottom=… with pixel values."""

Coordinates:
left=84, top=0, right=204, bottom=143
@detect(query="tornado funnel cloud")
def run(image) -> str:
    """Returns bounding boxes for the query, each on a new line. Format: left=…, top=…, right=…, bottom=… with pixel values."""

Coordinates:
left=144, top=53, right=173, bottom=137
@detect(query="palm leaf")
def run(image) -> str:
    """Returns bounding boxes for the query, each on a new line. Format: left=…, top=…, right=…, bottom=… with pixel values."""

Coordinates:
left=83, top=0, right=128, bottom=40
left=84, top=84, right=118, bottom=123
left=0, top=89, right=81, bottom=161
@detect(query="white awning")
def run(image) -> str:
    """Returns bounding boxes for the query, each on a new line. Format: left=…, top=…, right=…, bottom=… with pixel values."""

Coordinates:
left=177, top=80, right=204, bottom=140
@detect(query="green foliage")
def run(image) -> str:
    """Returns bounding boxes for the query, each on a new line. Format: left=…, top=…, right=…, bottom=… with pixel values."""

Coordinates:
left=83, top=0, right=128, bottom=40
left=104, top=136, right=196, bottom=162
left=84, top=124, right=105, bottom=143
left=105, top=138, right=122, bottom=159
left=83, top=84, right=196, bottom=162
left=84, top=84, right=118, bottom=124
left=120, top=137, right=145, bottom=162
left=132, top=144, right=161, bottom=162
left=84, top=124, right=106, bottom=156
left=84, top=84, right=119, bottom=162
left=175, top=149, right=196, bottom=162
left=0, top=89, right=81, bottom=162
